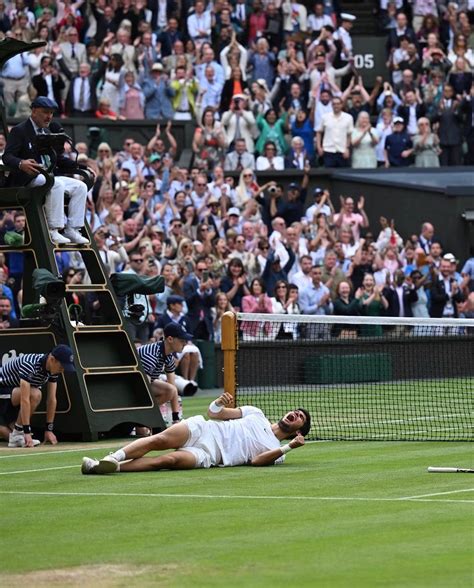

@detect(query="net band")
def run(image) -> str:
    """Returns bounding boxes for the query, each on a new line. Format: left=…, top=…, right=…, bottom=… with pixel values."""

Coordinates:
left=236, top=313, right=473, bottom=328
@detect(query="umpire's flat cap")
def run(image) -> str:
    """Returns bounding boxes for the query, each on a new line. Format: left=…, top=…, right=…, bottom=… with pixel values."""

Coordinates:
left=31, top=96, right=59, bottom=110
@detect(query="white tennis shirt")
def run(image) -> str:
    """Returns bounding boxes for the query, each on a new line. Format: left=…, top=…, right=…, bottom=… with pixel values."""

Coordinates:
left=208, top=406, right=285, bottom=467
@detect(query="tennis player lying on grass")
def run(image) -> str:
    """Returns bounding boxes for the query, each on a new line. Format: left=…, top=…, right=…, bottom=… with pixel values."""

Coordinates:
left=82, top=393, right=311, bottom=474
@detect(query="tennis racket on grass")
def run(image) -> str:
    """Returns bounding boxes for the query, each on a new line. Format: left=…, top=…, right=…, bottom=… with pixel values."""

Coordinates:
left=428, top=467, right=474, bottom=473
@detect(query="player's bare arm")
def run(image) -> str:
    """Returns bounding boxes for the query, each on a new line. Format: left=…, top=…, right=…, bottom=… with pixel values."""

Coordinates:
left=207, top=392, right=242, bottom=420
left=251, top=434, right=306, bottom=467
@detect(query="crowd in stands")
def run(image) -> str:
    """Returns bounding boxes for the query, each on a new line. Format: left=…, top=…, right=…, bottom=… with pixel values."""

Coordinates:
left=0, top=175, right=472, bottom=343
left=0, top=0, right=472, bottom=168
left=0, top=0, right=472, bottom=347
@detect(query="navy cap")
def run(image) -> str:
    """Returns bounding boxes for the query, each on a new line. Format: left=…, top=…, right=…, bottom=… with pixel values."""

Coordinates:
left=164, top=323, right=193, bottom=341
left=314, top=187, right=324, bottom=196
left=31, top=96, right=59, bottom=110
left=167, top=295, right=185, bottom=306
left=51, top=344, right=76, bottom=372
left=288, top=182, right=300, bottom=191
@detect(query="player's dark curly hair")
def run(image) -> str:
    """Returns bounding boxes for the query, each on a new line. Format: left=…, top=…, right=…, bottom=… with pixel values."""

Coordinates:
left=297, top=408, right=311, bottom=437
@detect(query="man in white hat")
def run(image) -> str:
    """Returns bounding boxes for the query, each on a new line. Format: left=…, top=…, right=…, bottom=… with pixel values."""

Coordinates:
left=334, top=13, right=356, bottom=62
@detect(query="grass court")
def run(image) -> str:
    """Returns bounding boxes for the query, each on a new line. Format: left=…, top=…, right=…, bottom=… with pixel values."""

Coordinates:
left=0, top=396, right=472, bottom=587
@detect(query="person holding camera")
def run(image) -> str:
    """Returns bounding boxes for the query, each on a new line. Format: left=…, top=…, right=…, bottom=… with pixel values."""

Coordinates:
left=3, top=96, right=89, bottom=245
left=93, top=228, right=129, bottom=275
left=221, top=94, right=257, bottom=153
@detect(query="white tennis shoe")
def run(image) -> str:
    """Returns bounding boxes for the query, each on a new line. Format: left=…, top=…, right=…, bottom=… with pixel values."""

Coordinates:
left=96, top=455, right=119, bottom=474
left=8, top=429, right=41, bottom=447
left=81, top=456, right=100, bottom=474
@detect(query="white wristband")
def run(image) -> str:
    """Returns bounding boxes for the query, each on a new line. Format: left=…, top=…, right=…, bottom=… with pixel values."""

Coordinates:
left=209, top=400, right=223, bottom=414
left=281, top=444, right=293, bottom=455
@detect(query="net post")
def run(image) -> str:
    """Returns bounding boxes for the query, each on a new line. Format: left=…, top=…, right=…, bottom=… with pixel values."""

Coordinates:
left=221, top=311, right=238, bottom=406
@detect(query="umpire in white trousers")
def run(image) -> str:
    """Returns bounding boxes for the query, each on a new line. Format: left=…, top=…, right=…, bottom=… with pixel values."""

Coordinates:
left=3, top=97, right=89, bottom=245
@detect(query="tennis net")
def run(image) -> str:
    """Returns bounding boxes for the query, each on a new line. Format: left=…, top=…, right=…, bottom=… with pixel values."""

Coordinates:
left=233, top=313, right=474, bottom=441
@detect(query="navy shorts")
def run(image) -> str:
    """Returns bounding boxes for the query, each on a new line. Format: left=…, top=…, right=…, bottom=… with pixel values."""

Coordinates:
left=0, top=385, right=18, bottom=427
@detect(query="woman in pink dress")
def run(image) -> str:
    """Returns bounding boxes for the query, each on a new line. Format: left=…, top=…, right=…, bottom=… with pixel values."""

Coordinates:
left=241, top=277, right=276, bottom=340
left=119, top=72, right=145, bottom=119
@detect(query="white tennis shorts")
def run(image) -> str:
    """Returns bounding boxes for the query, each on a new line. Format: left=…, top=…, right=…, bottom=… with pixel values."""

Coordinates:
left=181, top=415, right=222, bottom=468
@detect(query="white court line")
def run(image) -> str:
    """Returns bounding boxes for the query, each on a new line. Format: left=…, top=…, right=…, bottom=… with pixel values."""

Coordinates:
left=400, top=488, right=474, bottom=500
left=0, top=490, right=472, bottom=504
left=0, top=465, right=78, bottom=475
left=0, top=443, right=127, bottom=459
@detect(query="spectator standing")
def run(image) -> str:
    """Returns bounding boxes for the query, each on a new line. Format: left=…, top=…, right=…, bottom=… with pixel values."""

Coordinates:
left=0, top=34, right=29, bottom=109
left=321, top=250, right=347, bottom=298
left=333, top=196, right=369, bottom=241
left=183, top=257, right=217, bottom=339
left=65, top=62, right=101, bottom=117
left=351, top=112, right=379, bottom=168
left=397, top=89, right=426, bottom=136
left=97, top=53, right=124, bottom=115
left=31, top=55, right=65, bottom=115
left=255, top=109, right=288, bottom=156
left=384, top=116, right=413, bottom=167
left=58, top=27, right=87, bottom=78
left=413, top=117, right=440, bottom=167
left=187, top=0, right=212, bottom=44
left=241, top=277, right=275, bottom=341
left=197, top=65, right=224, bottom=111
left=383, top=269, right=418, bottom=317
left=118, top=71, right=145, bottom=120
left=221, top=95, right=257, bottom=153
left=141, top=63, right=175, bottom=120
left=386, top=12, right=417, bottom=56
left=299, top=264, right=333, bottom=338
left=332, top=280, right=360, bottom=338
left=461, top=83, right=474, bottom=164
left=316, top=96, right=354, bottom=168
left=355, top=273, right=389, bottom=336
left=261, top=246, right=296, bottom=296
left=429, top=258, right=465, bottom=318
left=434, top=84, right=463, bottom=166
left=192, top=108, right=227, bottom=171
left=170, top=66, right=199, bottom=121
left=110, top=28, right=137, bottom=74
left=291, top=255, right=313, bottom=293
left=248, top=38, right=275, bottom=89
left=375, top=108, right=395, bottom=166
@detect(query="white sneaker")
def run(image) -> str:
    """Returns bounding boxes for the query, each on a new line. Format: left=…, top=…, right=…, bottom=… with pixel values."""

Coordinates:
left=63, top=227, right=89, bottom=245
left=81, top=456, right=100, bottom=475
left=50, top=229, right=71, bottom=245
left=8, top=429, right=41, bottom=448
left=95, top=455, right=119, bottom=474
